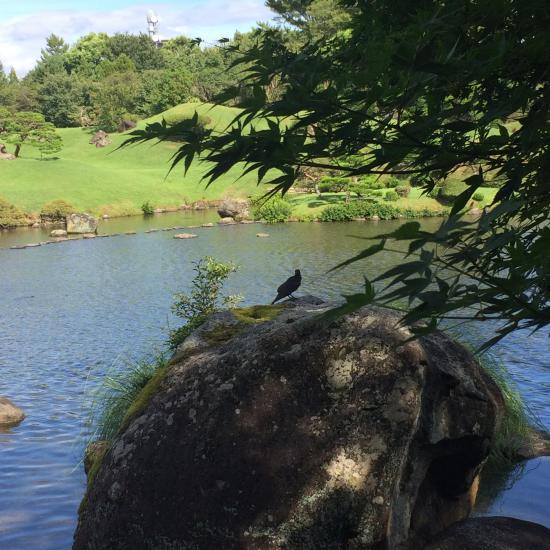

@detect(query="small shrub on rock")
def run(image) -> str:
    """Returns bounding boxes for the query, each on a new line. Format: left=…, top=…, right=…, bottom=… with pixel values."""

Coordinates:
left=251, top=196, right=293, bottom=223
left=384, top=190, right=399, bottom=201
left=169, top=257, right=242, bottom=350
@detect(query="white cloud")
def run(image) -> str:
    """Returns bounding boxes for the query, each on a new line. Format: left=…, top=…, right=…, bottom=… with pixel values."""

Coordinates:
left=0, top=1, right=274, bottom=75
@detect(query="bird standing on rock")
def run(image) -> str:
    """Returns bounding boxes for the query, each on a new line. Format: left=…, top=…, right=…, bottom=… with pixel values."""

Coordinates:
left=272, top=269, right=302, bottom=304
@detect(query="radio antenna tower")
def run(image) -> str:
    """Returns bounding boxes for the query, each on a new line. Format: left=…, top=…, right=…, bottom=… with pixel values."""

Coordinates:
left=147, top=10, right=160, bottom=46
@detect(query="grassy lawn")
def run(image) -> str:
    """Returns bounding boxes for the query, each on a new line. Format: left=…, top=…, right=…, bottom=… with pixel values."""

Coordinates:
left=0, top=100, right=499, bottom=219
left=0, top=103, right=268, bottom=217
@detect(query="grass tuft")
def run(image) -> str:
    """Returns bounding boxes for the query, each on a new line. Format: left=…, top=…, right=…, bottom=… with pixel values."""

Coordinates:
left=90, top=353, right=169, bottom=443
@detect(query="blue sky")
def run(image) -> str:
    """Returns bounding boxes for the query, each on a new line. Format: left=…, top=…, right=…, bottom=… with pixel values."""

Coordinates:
left=1, top=1, right=274, bottom=74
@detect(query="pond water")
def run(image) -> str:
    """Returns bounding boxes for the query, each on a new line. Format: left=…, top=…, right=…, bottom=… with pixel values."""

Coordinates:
left=0, top=213, right=548, bottom=548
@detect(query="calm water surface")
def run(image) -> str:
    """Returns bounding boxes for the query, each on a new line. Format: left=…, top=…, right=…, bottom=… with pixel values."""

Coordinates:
left=0, top=214, right=548, bottom=548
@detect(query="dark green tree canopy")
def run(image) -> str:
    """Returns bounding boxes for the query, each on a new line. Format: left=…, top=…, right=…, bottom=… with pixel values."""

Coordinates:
left=127, top=0, right=550, bottom=347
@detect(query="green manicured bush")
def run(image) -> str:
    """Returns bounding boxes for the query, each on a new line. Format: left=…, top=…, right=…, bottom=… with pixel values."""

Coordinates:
left=395, top=185, right=411, bottom=198
left=252, top=196, right=293, bottom=223
left=349, top=183, right=371, bottom=197
left=320, top=200, right=401, bottom=221
left=384, top=190, right=399, bottom=201
left=360, top=175, right=386, bottom=189
left=169, top=257, right=242, bottom=350
left=439, top=179, right=468, bottom=203
left=385, top=176, right=401, bottom=188
left=472, top=191, right=485, bottom=202
left=0, top=197, right=28, bottom=228
left=141, top=201, right=154, bottom=215
left=318, top=176, right=350, bottom=193
left=40, top=199, right=75, bottom=221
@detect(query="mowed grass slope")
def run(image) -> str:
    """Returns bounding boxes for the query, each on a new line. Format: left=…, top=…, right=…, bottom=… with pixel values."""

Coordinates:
left=0, top=103, right=267, bottom=216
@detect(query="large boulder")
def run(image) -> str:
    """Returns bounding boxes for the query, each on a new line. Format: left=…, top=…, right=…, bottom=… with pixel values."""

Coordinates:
left=66, top=213, right=98, bottom=234
left=89, top=131, right=111, bottom=148
left=217, top=198, right=250, bottom=220
left=0, top=143, right=15, bottom=160
left=74, top=299, right=503, bottom=550
left=425, top=517, right=550, bottom=549
left=0, top=397, right=25, bottom=427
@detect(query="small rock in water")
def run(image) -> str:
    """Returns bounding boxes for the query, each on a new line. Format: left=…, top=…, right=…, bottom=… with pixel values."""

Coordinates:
left=201, top=223, right=214, bottom=227
left=50, top=229, right=67, bottom=237
left=218, top=217, right=236, bottom=225
left=125, top=231, right=137, bottom=235
left=82, top=233, right=96, bottom=239
left=174, top=233, right=198, bottom=239
left=102, top=214, right=110, bottom=219
left=31, top=222, right=40, bottom=228
left=154, top=208, right=166, bottom=214
left=256, top=233, right=270, bottom=238
left=145, top=229, right=160, bottom=233
left=0, top=397, right=25, bottom=427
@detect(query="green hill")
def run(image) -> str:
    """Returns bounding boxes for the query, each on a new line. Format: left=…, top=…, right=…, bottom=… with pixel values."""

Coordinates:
left=0, top=103, right=264, bottom=217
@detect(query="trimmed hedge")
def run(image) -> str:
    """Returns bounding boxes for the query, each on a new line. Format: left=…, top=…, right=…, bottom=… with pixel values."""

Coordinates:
left=319, top=200, right=448, bottom=222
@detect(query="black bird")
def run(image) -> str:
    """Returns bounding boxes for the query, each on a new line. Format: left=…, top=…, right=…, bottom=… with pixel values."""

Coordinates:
left=272, top=269, right=302, bottom=304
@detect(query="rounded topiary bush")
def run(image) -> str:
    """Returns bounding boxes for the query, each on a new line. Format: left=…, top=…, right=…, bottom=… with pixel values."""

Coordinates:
left=472, top=191, right=485, bottom=202
left=40, top=199, right=76, bottom=222
left=252, top=196, right=293, bottom=223
left=385, top=176, right=401, bottom=188
left=439, top=179, right=468, bottom=203
left=318, top=176, right=350, bottom=193
left=384, top=190, right=399, bottom=202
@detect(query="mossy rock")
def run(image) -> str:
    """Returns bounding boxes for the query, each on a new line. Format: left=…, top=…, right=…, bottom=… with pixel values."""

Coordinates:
left=119, top=366, right=171, bottom=433
left=231, top=304, right=286, bottom=324
left=202, top=305, right=287, bottom=345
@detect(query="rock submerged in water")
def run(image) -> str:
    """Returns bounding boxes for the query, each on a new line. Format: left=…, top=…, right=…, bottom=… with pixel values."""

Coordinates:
left=425, top=517, right=550, bottom=550
left=66, top=213, right=98, bottom=235
left=50, top=229, right=67, bottom=237
left=74, top=299, right=504, bottom=549
left=0, top=397, right=25, bottom=427
left=173, top=233, right=197, bottom=239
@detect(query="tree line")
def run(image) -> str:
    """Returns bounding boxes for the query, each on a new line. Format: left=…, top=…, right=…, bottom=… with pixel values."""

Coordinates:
left=0, top=0, right=348, bottom=134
